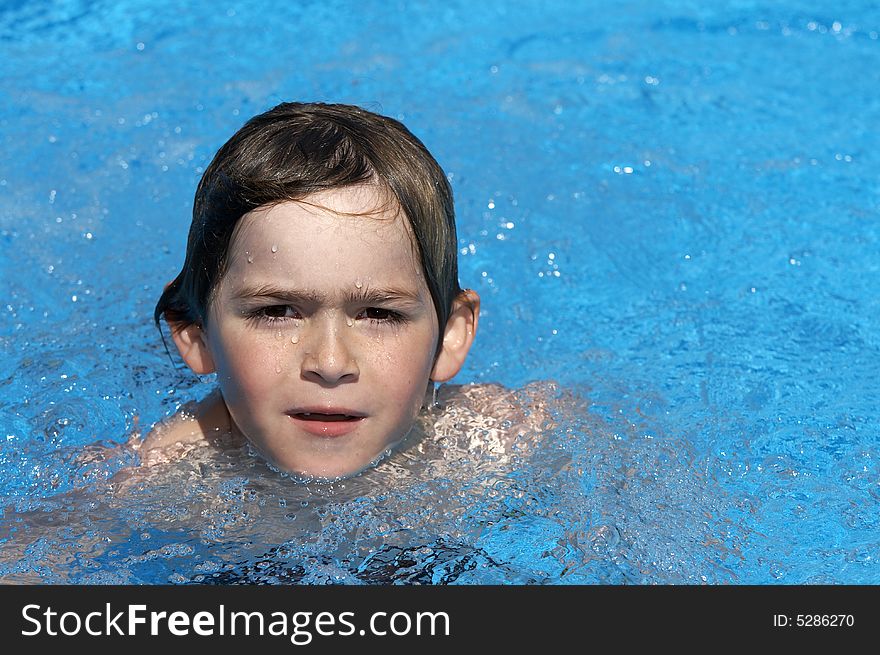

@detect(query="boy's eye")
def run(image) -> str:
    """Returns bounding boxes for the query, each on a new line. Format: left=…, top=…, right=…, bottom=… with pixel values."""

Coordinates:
left=358, top=307, right=404, bottom=323
left=260, top=305, right=300, bottom=319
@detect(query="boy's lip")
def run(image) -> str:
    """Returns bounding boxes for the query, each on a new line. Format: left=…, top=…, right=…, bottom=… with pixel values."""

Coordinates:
left=285, top=406, right=367, bottom=420
left=285, top=408, right=366, bottom=438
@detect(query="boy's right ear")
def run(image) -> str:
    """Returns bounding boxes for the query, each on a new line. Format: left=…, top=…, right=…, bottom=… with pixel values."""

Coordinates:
left=169, top=322, right=216, bottom=374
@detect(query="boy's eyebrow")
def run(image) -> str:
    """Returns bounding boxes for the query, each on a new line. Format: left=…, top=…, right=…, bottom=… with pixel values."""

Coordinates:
left=231, top=283, right=424, bottom=305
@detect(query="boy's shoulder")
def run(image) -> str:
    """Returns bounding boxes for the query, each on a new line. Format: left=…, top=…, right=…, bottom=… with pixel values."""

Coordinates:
left=138, top=389, right=235, bottom=466
left=431, top=380, right=558, bottom=453
left=439, top=380, right=558, bottom=417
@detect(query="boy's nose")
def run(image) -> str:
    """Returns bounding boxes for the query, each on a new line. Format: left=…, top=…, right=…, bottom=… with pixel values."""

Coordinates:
left=300, top=321, right=359, bottom=385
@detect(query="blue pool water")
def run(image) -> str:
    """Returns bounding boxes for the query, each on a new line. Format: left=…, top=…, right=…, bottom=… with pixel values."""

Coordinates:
left=1, top=0, right=878, bottom=584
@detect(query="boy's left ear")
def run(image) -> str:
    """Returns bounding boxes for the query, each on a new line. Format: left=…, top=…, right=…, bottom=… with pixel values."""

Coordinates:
left=430, top=289, right=480, bottom=382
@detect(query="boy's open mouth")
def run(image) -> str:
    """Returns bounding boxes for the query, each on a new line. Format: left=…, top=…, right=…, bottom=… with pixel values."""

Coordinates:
left=291, top=412, right=361, bottom=422
left=286, top=409, right=366, bottom=437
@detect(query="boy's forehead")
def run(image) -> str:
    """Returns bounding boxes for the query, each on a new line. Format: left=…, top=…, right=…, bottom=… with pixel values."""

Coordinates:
left=224, top=188, right=424, bottom=283
left=298, top=184, right=397, bottom=215
left=237, top=185, right=408, bottom=242
left=259, top=183, right=403, bottom=225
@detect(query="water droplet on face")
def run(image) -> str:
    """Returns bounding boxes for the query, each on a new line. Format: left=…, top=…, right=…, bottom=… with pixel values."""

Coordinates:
left=271, top=244, right=278, bottom=253
left=275, top=330, right=283, bottom=340
left=354, top=278, right=363, bottom=289
left=247, top=254, right=253, bottom=264
left=275, top=363, right=282, bottom=374
left=290, top=335, right=299, bottom=344
left=346, top=318, right=354, bottom=327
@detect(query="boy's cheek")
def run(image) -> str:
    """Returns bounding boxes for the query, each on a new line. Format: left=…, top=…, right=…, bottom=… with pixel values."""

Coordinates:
left=213, top=329, right=280, bottom=366
left=213, top=345, right=280, bottom=392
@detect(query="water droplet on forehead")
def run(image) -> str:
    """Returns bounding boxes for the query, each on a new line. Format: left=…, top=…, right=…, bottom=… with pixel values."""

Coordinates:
left=271, top=244, right=278, bottom=253
left=275, top=363, right=282, bottom=374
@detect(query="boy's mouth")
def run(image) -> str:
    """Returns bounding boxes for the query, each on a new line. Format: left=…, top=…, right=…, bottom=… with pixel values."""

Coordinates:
left=292, top=412, right=360, bottom=422
left=286, top=408, right=366, bottom=438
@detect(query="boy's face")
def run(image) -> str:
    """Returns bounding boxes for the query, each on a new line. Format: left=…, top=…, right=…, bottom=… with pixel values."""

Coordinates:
left=190, top=186, right=467, bottom=478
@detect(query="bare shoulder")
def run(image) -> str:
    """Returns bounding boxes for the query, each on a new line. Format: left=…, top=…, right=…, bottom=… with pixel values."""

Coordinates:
left=430, top=380, right=560, bottom=454
left=137, top=389, right=233, bottom=466
left=439, top=380, right=559, bottom=429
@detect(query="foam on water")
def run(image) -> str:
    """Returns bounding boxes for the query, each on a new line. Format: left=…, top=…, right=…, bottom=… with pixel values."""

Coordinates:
left=0, top=381, right=751, bottom=584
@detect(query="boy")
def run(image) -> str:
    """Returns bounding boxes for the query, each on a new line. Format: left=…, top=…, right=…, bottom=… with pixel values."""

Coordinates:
left=143, top=102, right=481, bottom=480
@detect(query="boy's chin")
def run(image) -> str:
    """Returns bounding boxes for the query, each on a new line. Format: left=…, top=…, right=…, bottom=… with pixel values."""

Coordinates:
left=262, top=452, right=392, bottom=482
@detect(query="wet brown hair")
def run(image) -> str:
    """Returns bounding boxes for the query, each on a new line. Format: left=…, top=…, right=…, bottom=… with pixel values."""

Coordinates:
left=154, top=101, right=467, bottom=348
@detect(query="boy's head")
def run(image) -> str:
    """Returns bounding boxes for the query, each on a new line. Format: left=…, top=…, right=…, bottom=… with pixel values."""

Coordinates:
left=156, top=101, right=467, bottom=338
left=155, top=102, right=479, bottom=478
